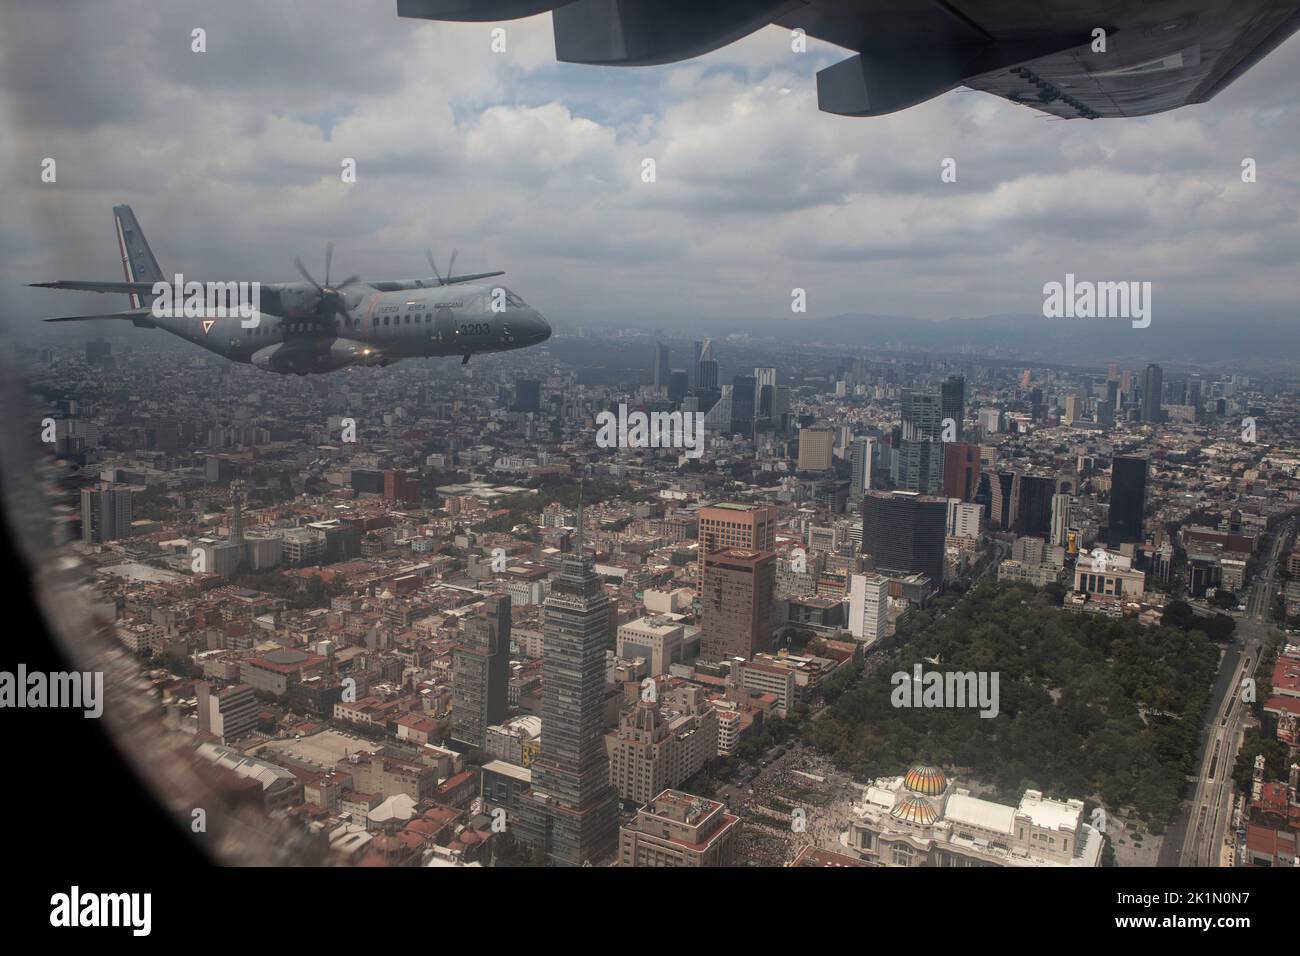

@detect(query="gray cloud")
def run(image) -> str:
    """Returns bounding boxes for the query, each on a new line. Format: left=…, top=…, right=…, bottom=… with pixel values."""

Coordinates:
left=1, top=0, right=1298, bottom=344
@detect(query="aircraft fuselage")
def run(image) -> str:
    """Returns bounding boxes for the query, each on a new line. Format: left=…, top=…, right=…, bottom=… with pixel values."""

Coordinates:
left=148, top=281, right=550, bottom=374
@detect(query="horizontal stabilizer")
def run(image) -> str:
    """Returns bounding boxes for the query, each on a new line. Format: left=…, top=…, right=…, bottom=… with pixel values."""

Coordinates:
left=30, top=279, right=160, bottom=294
left=44, top=309, right=154, bottom=324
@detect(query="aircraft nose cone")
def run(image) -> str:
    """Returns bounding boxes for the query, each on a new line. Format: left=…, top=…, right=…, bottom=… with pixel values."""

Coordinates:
left=530, top=309, right=551, bottom=344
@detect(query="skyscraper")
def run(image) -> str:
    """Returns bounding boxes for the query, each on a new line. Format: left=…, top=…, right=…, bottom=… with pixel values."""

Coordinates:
left=700, top=548, right=775, bottom=661
left=698, top=502, right=776, bottom=557
left=730, top=374, right=756, bottom=437
left=1107, top=456, right=1148, bottom=546
left=451, top=593, right=512, bottom=749
left=797, top=426, right=835, bottom=472
left=849, top=436, right=876, bottom=499
left=861, top=491, right=947, bottom=584
left=516, top=506, right=619, bottom=866
left=229, top=479, right=246, bottom=546
left=942, top=442, right=980, bottom=501
left=754, top=367, right=776, bottom=426
left=894, top=390, right=944, bottom=493
left=80, top=483, right=133, bottom=545
left=988, top=471, right=1016, bottom=530
left=1141, top=364, right=1163, bottom=423
left=668, top=370, right=689, bottom=403
left=1012, top=474, right=1055, bottom=538
left=1095, top=399, right=1115, bottom=428
left=702, top=384, right=730, bottom=430
left=941, top=375, right=965, bottom=439
left=848, top=573, right=888, bottom=645
left=653, top=342, right=670, bottom=390
left=1050, top=493, right=1074, bottom=548
left=515, top=378, right=541, bottom=412
left=1063, top=395, right=1081, bottom=424
left=771, top=386, right=792, bottom=435
left=694, top=339, right=718, bottom=390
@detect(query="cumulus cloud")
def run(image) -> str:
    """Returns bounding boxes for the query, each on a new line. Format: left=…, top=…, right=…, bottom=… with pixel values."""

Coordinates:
left=1, top=0, right=1297, bottom=336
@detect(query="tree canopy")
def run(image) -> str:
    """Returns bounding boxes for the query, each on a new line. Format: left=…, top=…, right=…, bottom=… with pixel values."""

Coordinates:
left=807, top=582, right=1219, bottom=824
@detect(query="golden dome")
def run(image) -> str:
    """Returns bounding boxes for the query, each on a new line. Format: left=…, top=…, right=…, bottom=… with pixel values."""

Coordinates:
left=890, top=794, right=939, bottom=826
left=904, top=765, right=948, bottom=796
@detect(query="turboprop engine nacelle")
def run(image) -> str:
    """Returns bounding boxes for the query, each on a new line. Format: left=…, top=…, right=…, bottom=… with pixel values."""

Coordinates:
left=251, top=339, right=388, bottom=375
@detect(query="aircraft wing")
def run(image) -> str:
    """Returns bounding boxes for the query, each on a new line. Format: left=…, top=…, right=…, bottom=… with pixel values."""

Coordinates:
left=955, top=2, right=1300, bottom=120
left=399, top=0, right=1300, bottom=119
left=366, top=271, right=505, bottom=292
left=30, top=280, right=160, bottom=294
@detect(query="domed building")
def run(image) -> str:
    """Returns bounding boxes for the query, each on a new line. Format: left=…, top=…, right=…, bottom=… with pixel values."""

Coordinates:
left=842, top=762, right=1103, bottom=868
left=903, top=765, right=948, bottom=795
left=880, top=763, right=951, bottom=838
left=890, top=794, right=941, bottom=827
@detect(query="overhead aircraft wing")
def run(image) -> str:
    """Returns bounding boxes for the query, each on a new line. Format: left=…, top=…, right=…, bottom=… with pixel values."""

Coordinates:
left=30, top=280, right=161, bottom=294
left=366, top=271, right=505, bottom=292
left=956, top=3, right=1300, bottom=120
left=399, top=0, right=1300, bottom=120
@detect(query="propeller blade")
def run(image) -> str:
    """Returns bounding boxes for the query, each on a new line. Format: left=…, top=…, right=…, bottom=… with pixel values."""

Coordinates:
left=324, top=242, right=335, bottom=289
left=425, top=249, right=444, bottom=286
left=294, top=257, right=323, bottom=292
left=446, top=249, right=458, bottom=282
left=334, top=275, right=361, bottom=291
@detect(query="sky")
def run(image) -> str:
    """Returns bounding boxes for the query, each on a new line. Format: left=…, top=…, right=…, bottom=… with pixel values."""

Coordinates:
left=1, top=0, right=1298, bottom=346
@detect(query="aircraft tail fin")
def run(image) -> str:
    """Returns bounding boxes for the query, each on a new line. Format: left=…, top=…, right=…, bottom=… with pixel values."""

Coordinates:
left=112, top=204, right=163, bottom=308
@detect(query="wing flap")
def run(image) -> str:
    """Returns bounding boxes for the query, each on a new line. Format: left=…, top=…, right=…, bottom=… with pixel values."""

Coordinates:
left=966, top=2, right=1300, bottom=119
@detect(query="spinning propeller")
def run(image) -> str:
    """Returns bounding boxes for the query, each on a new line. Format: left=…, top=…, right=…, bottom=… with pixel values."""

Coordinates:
left=294, top=242, right=360, bottom=319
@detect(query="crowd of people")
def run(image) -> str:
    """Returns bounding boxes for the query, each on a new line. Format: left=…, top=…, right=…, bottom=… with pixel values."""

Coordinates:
left=732, top=744, right=862, bottom=865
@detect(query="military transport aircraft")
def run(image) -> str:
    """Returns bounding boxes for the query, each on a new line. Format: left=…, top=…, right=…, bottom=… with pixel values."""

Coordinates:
left=33, top=205, right=550, bottom=375
left=398, top=0, right=1300, bottom=120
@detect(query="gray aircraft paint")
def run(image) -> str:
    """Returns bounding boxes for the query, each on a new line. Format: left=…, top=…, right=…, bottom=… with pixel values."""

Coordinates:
left=399, top=0, right=1300, bottom=121
left=34, top=206, right=550, bottom=375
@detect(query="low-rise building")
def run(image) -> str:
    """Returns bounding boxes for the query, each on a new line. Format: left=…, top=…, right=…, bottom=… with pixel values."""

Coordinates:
left=618, top=790, right=738, bottom=867
left=843, top=764, right=1102, bottom=868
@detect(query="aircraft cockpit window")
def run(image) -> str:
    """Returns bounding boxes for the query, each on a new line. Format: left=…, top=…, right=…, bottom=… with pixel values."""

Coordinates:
left=506, top=292, right=525, bottom=308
